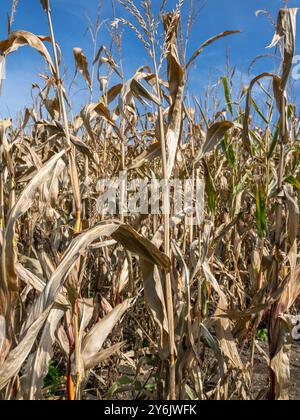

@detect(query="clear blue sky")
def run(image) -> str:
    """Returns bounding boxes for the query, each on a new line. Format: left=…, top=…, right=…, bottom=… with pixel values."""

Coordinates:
left=0, top=0, right=299, bottom=118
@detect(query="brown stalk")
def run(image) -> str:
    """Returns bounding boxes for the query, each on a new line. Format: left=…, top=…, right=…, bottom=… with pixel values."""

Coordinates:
left=40, top=0, right=82, bottom=401
left=150, top=36, right=176, bottom=402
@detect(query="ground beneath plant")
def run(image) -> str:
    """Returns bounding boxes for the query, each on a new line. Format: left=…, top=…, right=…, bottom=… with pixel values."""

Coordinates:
left=82, top=341, right=300, bottom=400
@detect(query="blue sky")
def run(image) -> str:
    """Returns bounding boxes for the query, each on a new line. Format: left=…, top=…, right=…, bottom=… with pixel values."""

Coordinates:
left=0, top=0, right=299, bottom=119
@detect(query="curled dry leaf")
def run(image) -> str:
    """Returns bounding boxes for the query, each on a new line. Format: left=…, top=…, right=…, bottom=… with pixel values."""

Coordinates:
left=100, top=84, right=123, bottom=105
left=269, top=315, right=294, bottom=401
left=0, top=30, right=54, bottom=74
left=73, top=47, right=91, bottom=88
left=196, top=121, right=234, bottom=162
left=119, top=67, right=160, bottom=117
left=93, top=45, right=122, bottom=79
left=111, top=224, right=171, bottom=272
left=267, top=8, right=298, bottom=90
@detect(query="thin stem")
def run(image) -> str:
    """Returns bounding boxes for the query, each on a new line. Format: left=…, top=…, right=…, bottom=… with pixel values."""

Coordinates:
left=45, top=5, right=82, bottom=233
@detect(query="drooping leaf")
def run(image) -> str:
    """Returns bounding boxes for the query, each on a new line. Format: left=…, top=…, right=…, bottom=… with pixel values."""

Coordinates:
left=186, top=30, right=241, bottom=70
left=267, top=8, right=298, bottom=90
left=197, top=121, right=234, bottom=161
left=73, top=47, right=91, bottom=88
left=269, top=315, right=294, bottom=400
left=0, top=30, right=54, bottom=74
left=243, top=72, right=277, bottom=154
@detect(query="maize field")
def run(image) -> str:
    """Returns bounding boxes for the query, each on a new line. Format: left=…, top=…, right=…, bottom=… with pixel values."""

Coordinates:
left=0, top=0, right=299, bottom=401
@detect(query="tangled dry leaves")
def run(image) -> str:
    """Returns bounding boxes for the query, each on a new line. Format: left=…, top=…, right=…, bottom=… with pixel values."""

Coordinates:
left=0, top=0, right=299, bottom=401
